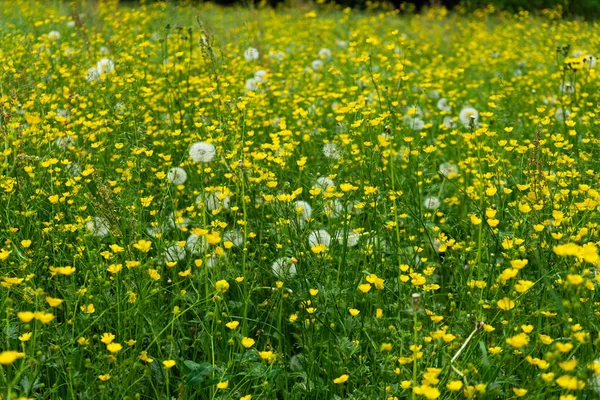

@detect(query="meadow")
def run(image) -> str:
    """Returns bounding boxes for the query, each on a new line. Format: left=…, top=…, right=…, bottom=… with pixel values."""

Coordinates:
left=1, top=0, right=600, bottom=398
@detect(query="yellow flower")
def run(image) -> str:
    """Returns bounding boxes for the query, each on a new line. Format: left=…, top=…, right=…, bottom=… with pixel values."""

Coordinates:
left=98, top=374, right=111, bottom=381
left=19, top=332, right=33, bottom=342
left=45, top=296, right=64, bottom=307
left=147, top=269, right=161, bottom=280
left=34, top=312, right=55, bottom=324
left=447, top=381, right=463, bottom=391
left=17, top=311, right=35, bottom=323
left=241, top=337, right=255, bottom=348
left=133, top=239, right=152, bottom=253
left=513, top=388, right=527, bottom=397
left=349, top=308, right=360, bottom=316
left=106, top=343, right=123, bottom=353
left=358, top=283, right=372, bottom=293
left=0, top=249, right=11, bottom=261
left=225, top=321, right=239, bottom=330
left=259, top=350, right=274, bottom=360
left=333, top=374, right=349, bottom=384
left=215, top=279, right=230, bottom=293
left=506, top=333, right=529, bottom=348
left=497, top=297, right=515, bottom=311
left=20, top=240, right=32, bottom=248
left=101, top=333, right=115, bottom=344
left=139, top=351, right=154, bottom=363
left=240, top=396, right=252, bottom=400
left=380, top=343, right=392, bottom=352
left=216, top=380, right=229, bottom=389
left=0, top=350, right=25, bottom=365
left=163, top=360, right=176, bottom=369
left=49, top=266, right=76, bottom=276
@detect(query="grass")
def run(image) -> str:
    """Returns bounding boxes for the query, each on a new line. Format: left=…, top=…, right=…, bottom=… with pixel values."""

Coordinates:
left=0, top=1, right=600, bottom=399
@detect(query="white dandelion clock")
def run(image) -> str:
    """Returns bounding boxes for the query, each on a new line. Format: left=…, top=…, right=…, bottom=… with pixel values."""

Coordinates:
left=311, top=59, right=324, bottom=70
left=409, top=118, right=425, bottom=131
left=48, top=31, right=61, bottom=41
left=244, top=47, right=259, bottom=61
left=55, top=135, right=75, bottom=150
left=254, top=70, right=267, bottom=82
left=66, top=163, right=81, bottom=177
left=318, top=48, right=332, bottom=58
left=437, top=98, right=451, bottom=112
left=167, top=167, right=187, bottom=185
left=164, top=245, right=186, bottom=263
left=86, top=67, right=100, bottom=82
left=67, top=21, right=76, bottom=28
left=324, top=199, right=343, bottom=218
left=294, top=200, right=312, bottom=221
left=323, top=143, right=341, bottom=159
left=555, top=108, right=570, bottom=122
left=223, top=230, right=244, bottom=246
left=202, top=191, right=231, bottom=211
left=584, top=55, right=597, bottom=68
left=442, top=116, right=455, bottom=129
left=189, top=142, right=216, bottom=163
left=272, top=257, right=297, bottom=279
left=86, top=217, right=110, bottom=238
left=186, top=234, right=208, bottom=255
left=336, top=230, right=360, bottom=247
left=439, top=162, right=458, bottom=179
left=459, top=107, right=479, bottom=128
left=424, top=196, right=441, bottom=210
left=308, top=229, right=332, bottom=248
left=559, top=82, right=575, bottom=94
left=245, top=78, right=258, bottom=92
left=96, top=58, right=114, bottom=75
left=315, top=176, right=335, bottom=190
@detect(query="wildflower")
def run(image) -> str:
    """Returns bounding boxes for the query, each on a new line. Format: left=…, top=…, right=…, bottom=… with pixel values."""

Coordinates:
left=139, top=351, right=154, bottom=363
left=506, top=333, right=530, bottom=348
left=349, top=308, right=360, bottom=316
left=241, top=337, right=255, bottom=348
left=19, top=332, right=32, bottom=342
left=17, top=312, right=35, bottom=323
left=437, top=98, right=451, bottom=111
left=497, top=297, right=515, bottom=311
left=215, top=279, right=230, bottom=293
left=106, top=343, right=122, bottom=353
left=226, top=321, right=239, bottom=329
left=447, top=381, right=463, bottom=391
left=216, top=380, right=229, bottom=389
left=333, top=374, right=349, bottom=384
left=0, top=351, right=25, bottom=365
left=98, top=374, right=111, bottom=381
left=189, top=142, right=216, bottom=163
left=101, top=333, right=115, bottom=344
left=163, top=360, right=176, bottom=369
left=0, top=249, right=11, bottom=261
left=133, top=240, right=152, bottom=253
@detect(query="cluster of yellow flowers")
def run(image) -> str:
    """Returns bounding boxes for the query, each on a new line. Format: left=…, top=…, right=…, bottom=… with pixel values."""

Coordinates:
left=1, top=0, right=600, bottom=398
